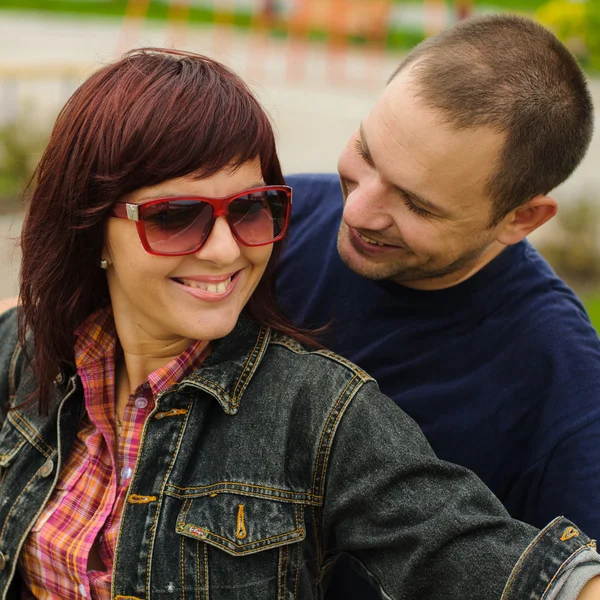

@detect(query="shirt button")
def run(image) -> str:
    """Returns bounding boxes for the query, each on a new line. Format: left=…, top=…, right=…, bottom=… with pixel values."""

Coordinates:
left=78, top=583, right=87, bottom=597
left=134, top=397, right=148, bottom=409
left=0, top=551, right=9, bottom=570
left=39, top=458, right=54, bottom=478
left=121, top=466, right=133, bottom=480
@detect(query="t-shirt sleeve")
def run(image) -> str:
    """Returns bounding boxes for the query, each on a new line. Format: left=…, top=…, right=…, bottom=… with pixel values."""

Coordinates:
left=502, top=287, right=600, bottom=540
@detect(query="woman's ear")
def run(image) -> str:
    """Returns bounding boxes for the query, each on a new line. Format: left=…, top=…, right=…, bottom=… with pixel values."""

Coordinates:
left=496, top=196, right=558, bottom=246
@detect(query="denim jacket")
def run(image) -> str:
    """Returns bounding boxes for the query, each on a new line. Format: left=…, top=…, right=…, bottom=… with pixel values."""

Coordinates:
left=0, top=307, right=597, bottom=600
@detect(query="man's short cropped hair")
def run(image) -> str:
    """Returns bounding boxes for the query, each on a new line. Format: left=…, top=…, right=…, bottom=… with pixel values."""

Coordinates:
left=389, top=15, right=594, bottom=224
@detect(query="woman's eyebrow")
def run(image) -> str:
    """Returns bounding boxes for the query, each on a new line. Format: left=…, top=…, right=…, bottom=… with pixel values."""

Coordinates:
left=137, top=181, right=267, bottom=202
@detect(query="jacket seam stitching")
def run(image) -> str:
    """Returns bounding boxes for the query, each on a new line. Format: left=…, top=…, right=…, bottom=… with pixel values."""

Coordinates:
left=181, top=530, right=186, bottom=600
left=168, top=488, right=319, bottom=505
left=166, top=482, right=321, bottom=500
left=0, top=466, right=42, bottom=544
left=293, top=539, right=301, bottom=599
left=269, top=340, right=373, bottom=381
left=203, top=543, right=209, bottom=598
left=7, top=412, right=52, bottom=458
left=541, top=545, right=591, bottom=600
left=316, top=379, right=363, bottom=496
left=195, top=540, right=201, bottom=600
left=311, top=374, right=360, bottom=494
left=501, top=517, right=563, bottom=599
left=8, top=341, right=22, bottom=403
left=180, top=525, right=304, bottom=550
left=141, top=398, right=194, bottom=599
left=0, top=438, right=26, bottom=463
left=232, top=326, right=270, bottom=401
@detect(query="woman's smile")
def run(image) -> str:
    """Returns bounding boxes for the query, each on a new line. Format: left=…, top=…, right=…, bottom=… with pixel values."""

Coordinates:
left=170, top=270, right=241, bottom=301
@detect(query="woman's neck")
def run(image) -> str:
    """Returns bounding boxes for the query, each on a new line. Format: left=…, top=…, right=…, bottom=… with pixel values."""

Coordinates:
left=113, top=310, right=193, bottom=394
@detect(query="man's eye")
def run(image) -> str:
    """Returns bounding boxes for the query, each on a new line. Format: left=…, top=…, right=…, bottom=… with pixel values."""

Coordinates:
left=401, top=195, right=430, bottom=218
left=354, top=138, right=371, bottom=162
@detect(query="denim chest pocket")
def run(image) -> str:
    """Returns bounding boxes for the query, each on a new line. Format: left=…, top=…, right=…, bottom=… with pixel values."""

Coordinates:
left=175, top=492, right=308, bottom=599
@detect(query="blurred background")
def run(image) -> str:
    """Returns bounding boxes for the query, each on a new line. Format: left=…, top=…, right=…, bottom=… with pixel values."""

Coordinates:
left=1, top=0, right=600, bottom=323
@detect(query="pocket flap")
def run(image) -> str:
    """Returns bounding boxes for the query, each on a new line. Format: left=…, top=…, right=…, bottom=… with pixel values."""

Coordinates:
left=176, top=493, right=306, bottom=556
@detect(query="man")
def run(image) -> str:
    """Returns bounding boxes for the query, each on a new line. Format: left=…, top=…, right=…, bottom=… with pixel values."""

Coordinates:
left=276, top=14, right=600, bottom=599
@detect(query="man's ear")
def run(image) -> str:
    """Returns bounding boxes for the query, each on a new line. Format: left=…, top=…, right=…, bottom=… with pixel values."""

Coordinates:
left=496, top=196, right=558, bottom=246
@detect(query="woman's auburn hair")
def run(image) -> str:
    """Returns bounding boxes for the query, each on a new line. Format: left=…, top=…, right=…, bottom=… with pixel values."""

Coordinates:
left=18, top=48, right=317, bottom=413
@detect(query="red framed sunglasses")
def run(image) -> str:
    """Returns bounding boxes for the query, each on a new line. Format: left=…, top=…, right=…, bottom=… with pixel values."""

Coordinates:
left=110, top=185, right=292, bottom=256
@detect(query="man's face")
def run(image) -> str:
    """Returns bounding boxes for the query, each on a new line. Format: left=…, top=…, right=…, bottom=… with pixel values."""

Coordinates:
left=336, top=67, right=508, bottom=290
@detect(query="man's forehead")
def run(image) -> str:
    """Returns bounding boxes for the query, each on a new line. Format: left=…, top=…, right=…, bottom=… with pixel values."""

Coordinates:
left=363, top=80, right=505, bottom=214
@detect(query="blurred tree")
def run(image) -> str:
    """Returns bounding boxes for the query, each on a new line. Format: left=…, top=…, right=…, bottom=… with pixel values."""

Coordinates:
left=536, top=198, right=600, bottom=292
left=0, top=119, right=48, bottom=213
left=537, top=0, right=600, bottom=69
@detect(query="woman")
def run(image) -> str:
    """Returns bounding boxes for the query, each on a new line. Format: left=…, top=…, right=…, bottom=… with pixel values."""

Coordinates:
left=0, top=48, right=598, bottom=600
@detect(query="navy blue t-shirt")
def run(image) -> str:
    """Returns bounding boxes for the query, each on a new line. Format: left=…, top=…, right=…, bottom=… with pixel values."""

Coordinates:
left=277, top=173, right=600, bottom=599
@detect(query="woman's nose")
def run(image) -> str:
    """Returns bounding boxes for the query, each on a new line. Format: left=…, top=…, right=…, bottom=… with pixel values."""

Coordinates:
left=193, top=216, right=241, bottom=265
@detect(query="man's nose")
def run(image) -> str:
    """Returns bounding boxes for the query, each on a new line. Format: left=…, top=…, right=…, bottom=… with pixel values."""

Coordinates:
left=343, top=180, right=395, bottom=232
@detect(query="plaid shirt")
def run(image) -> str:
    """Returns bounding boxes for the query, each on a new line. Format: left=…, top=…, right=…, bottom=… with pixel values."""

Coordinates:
left=19, top=307, right=209, bottom=600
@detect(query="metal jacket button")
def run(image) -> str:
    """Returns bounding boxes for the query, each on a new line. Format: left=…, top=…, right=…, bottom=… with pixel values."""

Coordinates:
left=39, top=458, right=54, bottom=478
left=0, top=551, right=9, bottom=570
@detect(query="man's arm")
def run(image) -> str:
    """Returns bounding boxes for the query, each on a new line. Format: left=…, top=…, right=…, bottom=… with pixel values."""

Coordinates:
left=322, top=380, right=600, bottom=600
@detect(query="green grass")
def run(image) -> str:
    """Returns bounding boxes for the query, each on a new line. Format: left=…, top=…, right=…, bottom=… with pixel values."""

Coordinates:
left=0, top=0, right=544, bottom=18
left=0, top=1, right=542, bottom=27
left=582, top=293, right=600, bottom=332
left=0, top=1, right=214, bottom=23
left=0, top=0, right=543, bottom=55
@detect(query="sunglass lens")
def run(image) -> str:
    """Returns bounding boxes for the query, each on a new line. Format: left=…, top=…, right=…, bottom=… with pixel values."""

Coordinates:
left=229, top=190, right=288, bottom=244
left=142, top=200, right=214, bottom=254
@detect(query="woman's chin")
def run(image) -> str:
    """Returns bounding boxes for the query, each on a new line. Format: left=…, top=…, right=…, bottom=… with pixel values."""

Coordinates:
left=177, top=313, right=240, bottom=344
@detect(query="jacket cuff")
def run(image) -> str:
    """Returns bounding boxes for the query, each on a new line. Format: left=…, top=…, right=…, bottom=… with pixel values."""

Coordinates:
left=501, top=517, right=598, bottom=600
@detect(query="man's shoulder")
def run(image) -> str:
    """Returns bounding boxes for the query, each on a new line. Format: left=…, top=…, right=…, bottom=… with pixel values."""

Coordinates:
left=280, top=173, right=345, bottom=274
left=285, top=172, right=340, bottom=193
left=285, top=173, right=342, bottom=218
left=267, top=332, right=375, bottom=384
left=490, top=243, right=600, bottom=395
left=508, top=242, right=593, bottom=332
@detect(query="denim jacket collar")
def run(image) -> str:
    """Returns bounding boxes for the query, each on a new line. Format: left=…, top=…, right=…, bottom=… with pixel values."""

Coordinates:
left=10, top=314, right=272, bottom=433
left=166, top=315, right=271, bottom=416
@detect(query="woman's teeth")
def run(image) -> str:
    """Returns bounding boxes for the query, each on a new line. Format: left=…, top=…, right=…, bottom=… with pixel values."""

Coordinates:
left=358, top=232, right=385, bottom=246
left=178, top=277, right=232, bottom=293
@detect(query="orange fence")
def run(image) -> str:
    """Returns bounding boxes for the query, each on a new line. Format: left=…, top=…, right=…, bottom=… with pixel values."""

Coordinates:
left=116, top=0, right=400, bottom=87
left=112, top=0, right=476, bottom=87
left=0, top=0, right=471, bottom=125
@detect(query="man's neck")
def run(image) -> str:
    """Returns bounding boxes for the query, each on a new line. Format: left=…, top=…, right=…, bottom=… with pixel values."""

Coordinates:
left=399, top=241, right=509, bottom=291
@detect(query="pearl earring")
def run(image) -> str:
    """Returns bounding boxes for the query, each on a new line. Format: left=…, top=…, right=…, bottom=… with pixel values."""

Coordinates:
left=100, top=259, right=110, bottom=270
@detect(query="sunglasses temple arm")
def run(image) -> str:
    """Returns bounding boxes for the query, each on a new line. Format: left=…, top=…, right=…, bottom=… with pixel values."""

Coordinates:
left=111, top=203, right=129, bottom=219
